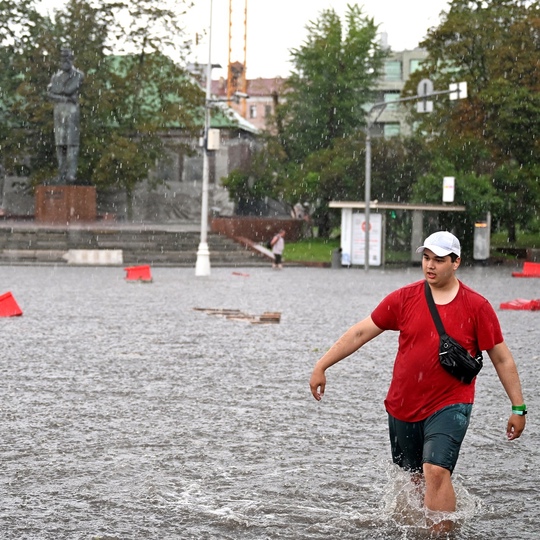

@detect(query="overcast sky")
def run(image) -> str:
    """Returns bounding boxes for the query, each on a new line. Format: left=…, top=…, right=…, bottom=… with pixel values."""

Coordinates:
left=38, top=0, right=452, bottom=79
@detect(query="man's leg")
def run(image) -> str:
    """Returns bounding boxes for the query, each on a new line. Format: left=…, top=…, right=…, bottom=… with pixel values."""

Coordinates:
left=422, top=403, right=472, bottom=531
left=388, top=413, right=424, bottom=472
left=423, top=463, right=455, bottom=533
left=423, top=463, right=455, bottom=512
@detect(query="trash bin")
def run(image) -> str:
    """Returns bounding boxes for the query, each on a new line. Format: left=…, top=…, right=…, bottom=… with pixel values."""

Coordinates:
left=473, top=221, right=490, bottom=260
left=331, top=248, right=342, bottom=269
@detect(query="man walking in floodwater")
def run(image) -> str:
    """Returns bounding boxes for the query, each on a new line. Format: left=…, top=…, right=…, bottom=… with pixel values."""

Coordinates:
left=309, top=231, right=526, bottom=532
left=47, top=47, right=84, bottom=184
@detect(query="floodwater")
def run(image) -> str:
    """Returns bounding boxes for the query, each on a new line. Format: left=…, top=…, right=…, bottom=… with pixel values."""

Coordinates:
left=1, top=264, right=538, bottom=539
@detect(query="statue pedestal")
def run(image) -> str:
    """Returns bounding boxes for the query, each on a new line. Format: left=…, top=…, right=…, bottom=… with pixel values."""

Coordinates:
left=35, top=185, right=97, bottom=224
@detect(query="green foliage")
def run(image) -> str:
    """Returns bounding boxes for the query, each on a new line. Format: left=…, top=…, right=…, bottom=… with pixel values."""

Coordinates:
left=404, top=0, right=540, bottom=240
left=371, top=136, right=433, bottom=203
left=222, top=4, right=386, bottom=235
left=277, top=4, right=385, bottom=163
left=411, top=157, right=501, bottom=254
left=221, top=137, right=289, bottom=214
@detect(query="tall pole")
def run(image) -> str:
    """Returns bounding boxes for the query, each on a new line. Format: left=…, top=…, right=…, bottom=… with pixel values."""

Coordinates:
left=360, top=82, right=465, bottom=271
left=195, top=0, right=213, bottom=277
left=226, top=0, right=233, bottom=101
left=364, top=124, right=371, bottom=272
left=241, top=0, right=248, bottom=118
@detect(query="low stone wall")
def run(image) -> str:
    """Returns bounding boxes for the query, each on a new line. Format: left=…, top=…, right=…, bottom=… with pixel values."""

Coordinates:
left=210, top=216, right=305, bottom=243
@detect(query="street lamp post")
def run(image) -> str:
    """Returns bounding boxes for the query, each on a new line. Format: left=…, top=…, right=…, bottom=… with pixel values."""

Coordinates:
left=195, top=0, right=214, bottom=277
left=363, top=80, right=467, bottom=271
left=363, top=104, right=387, bottom=272
left=364, top=121, right=372, bottom=272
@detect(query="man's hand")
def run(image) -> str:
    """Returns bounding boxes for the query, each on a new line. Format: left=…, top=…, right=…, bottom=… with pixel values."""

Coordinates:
left=507, top=414, right=526, bottom=440
left=309, top=367, right=326, bottom=401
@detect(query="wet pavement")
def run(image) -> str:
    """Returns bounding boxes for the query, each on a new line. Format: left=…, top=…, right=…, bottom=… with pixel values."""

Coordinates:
left=1, top=264, right=538, bottom=539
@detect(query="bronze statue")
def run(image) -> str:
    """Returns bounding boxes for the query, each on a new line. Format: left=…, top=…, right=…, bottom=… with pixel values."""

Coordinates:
left=47, top=48, right=84, bottom=184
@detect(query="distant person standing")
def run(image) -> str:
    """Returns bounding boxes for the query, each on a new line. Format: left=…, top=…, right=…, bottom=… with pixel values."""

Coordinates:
left=271, top=229, right=286, bottom=269
left=47, top=47, right=84, bottom=184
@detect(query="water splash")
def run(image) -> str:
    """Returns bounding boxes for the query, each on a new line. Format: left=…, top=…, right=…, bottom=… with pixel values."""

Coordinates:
left=376, top=461, right=482, bottom=537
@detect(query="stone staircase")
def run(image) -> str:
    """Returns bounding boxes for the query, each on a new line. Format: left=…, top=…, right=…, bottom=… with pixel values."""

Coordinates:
left=0, top=224, right=270, bottom=267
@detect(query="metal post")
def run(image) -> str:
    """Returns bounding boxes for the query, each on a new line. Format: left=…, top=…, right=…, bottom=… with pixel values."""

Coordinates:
left=363, top=103, right=386, bottom=272
left=195, top=0, right=213, bottom=277
left=364, top=125, right=371, bottom=272
left=360, top=81, right=466, bottom=271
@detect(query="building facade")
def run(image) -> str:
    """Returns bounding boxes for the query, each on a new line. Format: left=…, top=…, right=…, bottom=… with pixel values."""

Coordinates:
left=369, top=48, right=429, bottom=138
left=211, top=77, right=285, bottom=132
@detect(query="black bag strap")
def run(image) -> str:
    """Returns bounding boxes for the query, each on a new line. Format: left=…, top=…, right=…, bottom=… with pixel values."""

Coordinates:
left=424, top=280, right=447, bottom=337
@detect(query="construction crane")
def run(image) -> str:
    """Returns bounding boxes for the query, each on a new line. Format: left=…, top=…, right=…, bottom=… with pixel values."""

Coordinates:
left=226, top=0, right=248, bottom=117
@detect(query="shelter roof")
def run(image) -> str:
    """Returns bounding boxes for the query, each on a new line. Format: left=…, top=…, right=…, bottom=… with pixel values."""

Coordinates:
left=329, top=201, right=466, bottom=212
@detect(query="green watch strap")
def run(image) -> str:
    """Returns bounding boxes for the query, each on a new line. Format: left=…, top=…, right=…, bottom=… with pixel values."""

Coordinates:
left=512, top=404, right=527, bottom=415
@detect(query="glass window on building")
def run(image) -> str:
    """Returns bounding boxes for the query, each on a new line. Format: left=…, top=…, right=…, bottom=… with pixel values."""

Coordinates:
left=384, top=92, right=400, bottom=110
left=264, top=105, right=272, bottom=117
left=383, top=123, right=401, bottom=138
left=410, top=59, right=424, bottom=74
left=384, top=60, right=402, bottom=81
left=249, top=105, right=257, bottom=119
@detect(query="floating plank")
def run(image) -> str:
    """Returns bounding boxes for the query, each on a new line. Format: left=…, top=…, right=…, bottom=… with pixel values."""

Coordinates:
left=194, top=307, right=281, bottom=324
left=194, top=308, right=243, bottom=315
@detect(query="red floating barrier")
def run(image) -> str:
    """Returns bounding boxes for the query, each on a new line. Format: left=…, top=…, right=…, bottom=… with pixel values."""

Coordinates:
left=0, top=292, right=23, bottom=317
left=500, top=298, right=540, bottom=311
left=124, top=265, right=153, bottom=282
left=512, top=262, right=540, bottom=278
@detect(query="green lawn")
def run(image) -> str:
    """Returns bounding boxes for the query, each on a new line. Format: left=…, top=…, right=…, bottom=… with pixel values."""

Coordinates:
left=285, top=231, right=540, bottom=264
left=285, top=238, right=340, bottom=263
left=491, top=232, right=540, bottom=249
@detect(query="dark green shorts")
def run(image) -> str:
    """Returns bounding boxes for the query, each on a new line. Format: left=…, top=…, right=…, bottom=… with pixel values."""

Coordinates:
left=388, top=403, right=473, bottom=474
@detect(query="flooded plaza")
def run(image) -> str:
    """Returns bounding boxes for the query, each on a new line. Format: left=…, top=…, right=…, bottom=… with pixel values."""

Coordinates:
left=1, top=263, right=538, bottom=539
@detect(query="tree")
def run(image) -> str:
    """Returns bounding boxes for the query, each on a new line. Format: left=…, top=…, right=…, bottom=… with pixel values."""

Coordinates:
left=222, top=4, right=387, bottom=235
left=411, top=157, right=501, bottom=255
left=85, top=50, right=203, bottom=217
left=404, top=0, right=540, bottom=241
left=276, top=4, right=386, bottom=163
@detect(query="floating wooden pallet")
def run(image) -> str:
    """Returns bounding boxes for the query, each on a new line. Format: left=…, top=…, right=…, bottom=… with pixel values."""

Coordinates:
left=194, top=307, right=281, bottom=324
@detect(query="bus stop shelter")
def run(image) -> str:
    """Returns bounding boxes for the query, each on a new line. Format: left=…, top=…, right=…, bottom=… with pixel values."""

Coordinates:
left=329, top=201, right=466, bottom=266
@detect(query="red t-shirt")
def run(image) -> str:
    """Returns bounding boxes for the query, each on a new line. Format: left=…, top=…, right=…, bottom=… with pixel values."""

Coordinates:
left=371, top=279, right=503, bottom=422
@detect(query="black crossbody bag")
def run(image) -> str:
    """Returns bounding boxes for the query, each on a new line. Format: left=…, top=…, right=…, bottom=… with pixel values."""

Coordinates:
left=424, top=281, right=483, bottom=384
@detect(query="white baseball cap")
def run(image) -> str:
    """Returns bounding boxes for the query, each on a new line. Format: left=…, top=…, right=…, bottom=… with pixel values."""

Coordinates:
left=416, top=231, right=461, bottom=258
